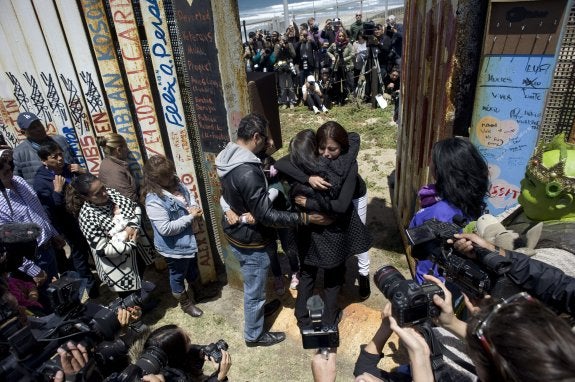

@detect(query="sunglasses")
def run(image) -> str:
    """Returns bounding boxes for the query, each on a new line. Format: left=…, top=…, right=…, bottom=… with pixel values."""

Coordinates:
left=473, top=292, right=534, bottom=355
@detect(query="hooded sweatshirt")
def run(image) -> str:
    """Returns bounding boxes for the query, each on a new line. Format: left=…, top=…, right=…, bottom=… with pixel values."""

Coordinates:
left=216, top=142, right=303, bottom=248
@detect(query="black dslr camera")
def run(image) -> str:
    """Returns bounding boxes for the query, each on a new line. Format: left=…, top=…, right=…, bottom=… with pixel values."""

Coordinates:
left=373, top=265, right=444, bottom=327
left=200, top=339, right=228, bottom=363
left=363, top=20, right=375, bottom=36
left=405, top=219, right=496, bottom=298
left=0, top=223, right=41, bottom=273
left=301, top=295, right=339, bottom=349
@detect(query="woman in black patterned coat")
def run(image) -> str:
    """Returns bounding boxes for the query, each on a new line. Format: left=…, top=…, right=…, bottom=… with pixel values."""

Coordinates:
left=66, top=173, right=154, bottom=298
left=275, top=123, right=371, bottom=329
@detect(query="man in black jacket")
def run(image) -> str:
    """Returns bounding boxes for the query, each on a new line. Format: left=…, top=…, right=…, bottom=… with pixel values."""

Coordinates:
left=215, top=113, right=330, bottom=347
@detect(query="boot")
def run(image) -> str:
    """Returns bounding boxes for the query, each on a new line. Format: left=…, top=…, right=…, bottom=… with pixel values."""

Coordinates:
left=172, top=290, right=203, bottom=317
left=358, top=275, right=371, bottom=301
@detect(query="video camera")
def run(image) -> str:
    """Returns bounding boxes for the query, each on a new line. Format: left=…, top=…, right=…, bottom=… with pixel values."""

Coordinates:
left=301, top=295, right=339, bottom=349
left=374, top=265, right=444, bottom=326
left=0, top=223, right=41, bottom=273
left=0, top=274, right=146, bottom=381
left=363, top=20, right=375, bottom=36
left=405, top=219, right=513, bottom=298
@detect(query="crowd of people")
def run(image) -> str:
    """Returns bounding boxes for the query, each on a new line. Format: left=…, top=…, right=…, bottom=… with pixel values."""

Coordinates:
left=0, top=60, right=575, bottom=382
left=243, top=14, right=403, bottom=120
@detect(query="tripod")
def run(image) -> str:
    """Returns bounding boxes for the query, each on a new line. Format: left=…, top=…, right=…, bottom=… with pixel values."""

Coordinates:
left=363, top=44, right=384, bottom=108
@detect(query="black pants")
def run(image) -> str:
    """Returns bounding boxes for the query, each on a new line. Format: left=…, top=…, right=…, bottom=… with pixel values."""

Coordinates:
left=305, top=93, right=322, bottom=110
left=295, top=262, right=345, bottom=329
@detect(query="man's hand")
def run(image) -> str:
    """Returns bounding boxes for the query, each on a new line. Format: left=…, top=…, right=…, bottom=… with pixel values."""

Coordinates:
left=53, top=175, right=66, bottom=193
left=117, top=306, right=142, bottom=327
left=389, top=317, right=433, bottom=382
left=241, top=212, right=256, bottom=225
left=54, top=341, right=89, bottom=381
left=225, top=210, right=239, bottom=225
left=308, top=213, right=334, bottom=225
left=308, top=175, right=331, bottom=190
left=68, top=164, right=85, bottom=174
left=449, top=233, right=497, bottom=259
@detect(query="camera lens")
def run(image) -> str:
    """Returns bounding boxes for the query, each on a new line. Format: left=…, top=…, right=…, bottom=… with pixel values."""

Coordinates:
left=373, top=265, right=405, bottom=299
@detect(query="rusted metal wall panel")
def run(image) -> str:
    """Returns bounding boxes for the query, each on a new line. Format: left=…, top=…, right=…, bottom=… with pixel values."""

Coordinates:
left=395, top=0, right=487, bottom=275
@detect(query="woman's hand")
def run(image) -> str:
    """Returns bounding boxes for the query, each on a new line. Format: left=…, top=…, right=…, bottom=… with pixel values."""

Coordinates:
left=423, top=274, right=467, bottom=339
left=124, top=226, right=138, bottom=242
left=53, top=175, right=66, bottom=193
left=188, top=206, right=203, bottom=218
left=54, top=341, right=89, bottom=381
left=295, top=195, right=307, bottom=207
left=308, top=175, right=331, bottom=190
left=213, top=350, right=231, bottom=381
left=389, top=317, right=433, bottom=382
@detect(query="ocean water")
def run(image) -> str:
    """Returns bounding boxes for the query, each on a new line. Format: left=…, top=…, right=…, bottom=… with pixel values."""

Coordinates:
left=238, top=0, right=404, bottom=33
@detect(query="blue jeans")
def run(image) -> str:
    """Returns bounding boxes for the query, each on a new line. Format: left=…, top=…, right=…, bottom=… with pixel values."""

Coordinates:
left=230, top=243, right=272, bottom=341
left=164, top=255, right=199, bottom=294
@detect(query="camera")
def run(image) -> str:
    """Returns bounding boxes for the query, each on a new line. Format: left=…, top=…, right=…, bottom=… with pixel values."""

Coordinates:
left=374, top=266, right=443, bottom=326
left=0, top=272, right=146, bottom=381
left=405, top=219, right=496, bottom=298
left=311, top=25, right=319, bottom=33
left=0, top=223, right=41, bottom=273
left=363, top=21, right=375, bottom=36
left=301, top=295, right=339, bottom=349
left=200, top=339, right=228, bottom=363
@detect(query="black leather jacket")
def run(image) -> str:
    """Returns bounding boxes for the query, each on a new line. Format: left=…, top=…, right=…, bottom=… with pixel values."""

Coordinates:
left=220, top=162, right=303, bottom=248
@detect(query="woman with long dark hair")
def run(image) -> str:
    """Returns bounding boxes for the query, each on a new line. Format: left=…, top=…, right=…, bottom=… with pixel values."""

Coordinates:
left=66, top=173, right=154, bottom=298
left=137, top=324, right=231, bottom=381
left=142, top=155, right=204, bottom=317
left=275, top=122, right=372, bottom=329
left=409, top=137, right=489, bottom=284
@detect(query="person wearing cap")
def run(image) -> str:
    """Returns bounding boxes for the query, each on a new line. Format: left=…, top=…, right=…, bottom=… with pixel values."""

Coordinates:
left=350, top=13, right=365, bottom=42
left=302, top=75, right=328, bottom=114
left=13, top=112, right=79, bottom=186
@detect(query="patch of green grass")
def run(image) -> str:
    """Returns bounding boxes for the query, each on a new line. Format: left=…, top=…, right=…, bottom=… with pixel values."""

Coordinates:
left=273, top=102, right=397, bottom=159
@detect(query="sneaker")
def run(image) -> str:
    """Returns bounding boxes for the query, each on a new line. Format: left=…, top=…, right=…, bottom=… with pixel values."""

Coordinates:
left=274, top=276, right=286, bottom=296
left=312, top=105, right=320, bottom=114
left=289, top=103, right=295, bottom=109
left=290, top=273, right=300, bottom=290
left=321, top=105, right=328, bottom=113
left=281, top=104, right=288, bottom=110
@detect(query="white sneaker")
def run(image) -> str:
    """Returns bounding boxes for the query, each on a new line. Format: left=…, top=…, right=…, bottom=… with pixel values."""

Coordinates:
left=321, top=105, right=328, bottom=113
left=312, top=106, right=320, bottom=114
left=289, top=103, right=295, bottom=109
left=290, top=273, right=300, bottom=290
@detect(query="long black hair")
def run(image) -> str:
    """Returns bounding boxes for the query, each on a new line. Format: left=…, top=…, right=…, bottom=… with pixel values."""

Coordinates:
left=66, top=172, right=98, bottom=217
left=432, top=138, right=489, bottom=219
left=289, top=129, right=318, bottom=175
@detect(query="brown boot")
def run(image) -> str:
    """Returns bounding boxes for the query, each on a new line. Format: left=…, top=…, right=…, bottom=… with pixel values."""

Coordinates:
left=172, top=291, right=203, bottom=317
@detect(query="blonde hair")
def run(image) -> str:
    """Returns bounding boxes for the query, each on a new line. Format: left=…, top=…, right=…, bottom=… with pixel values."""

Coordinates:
left=96, top=133, right=126, bottom=157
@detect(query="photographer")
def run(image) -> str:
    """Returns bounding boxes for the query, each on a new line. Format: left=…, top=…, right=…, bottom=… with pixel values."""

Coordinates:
left=302, top=75, right=328, bottom=114
left=382, top=68, right=401, bottom=124
left=273, top=36, right=297, bottom=109
left=353, top=303, right=433, bottom=382
left=129, top=324, right=231, bottom=382
left=425, top=273, right=575, bottom=382
left=451, top=232, right=575, bottom=316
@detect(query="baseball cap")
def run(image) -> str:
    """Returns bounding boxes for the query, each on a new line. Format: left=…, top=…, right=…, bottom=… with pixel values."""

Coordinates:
left=17, top=112, right=40, bottom=130
left=307, top=75, right=315, bottom=83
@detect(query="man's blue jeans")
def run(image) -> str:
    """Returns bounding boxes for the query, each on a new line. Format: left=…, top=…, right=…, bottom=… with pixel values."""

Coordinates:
left=230, top=244, right=272, bottom=341
left=164, top=255, right=199, bottom=294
